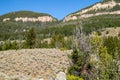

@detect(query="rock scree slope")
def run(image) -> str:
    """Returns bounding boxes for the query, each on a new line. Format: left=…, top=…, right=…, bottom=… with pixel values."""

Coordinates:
left=0, top=49, right=71, bottom=80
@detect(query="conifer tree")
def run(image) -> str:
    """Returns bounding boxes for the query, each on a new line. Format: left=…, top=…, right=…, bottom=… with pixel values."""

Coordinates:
left=26, top=28, right=36, bottom=48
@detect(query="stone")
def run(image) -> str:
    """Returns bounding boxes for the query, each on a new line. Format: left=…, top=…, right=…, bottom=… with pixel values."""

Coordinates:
left=55, top=72, right=66, bottom=80
left=49, top=77, right=54, bottom=80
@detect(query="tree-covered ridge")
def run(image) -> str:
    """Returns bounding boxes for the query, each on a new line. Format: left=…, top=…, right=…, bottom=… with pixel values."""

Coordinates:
left=0, top=20, right=75, bottom=41
left=63, top=0, right=120, bottom=22
left=1, top=14, right=120, bottom=41
left=0, top=11, right=57, bottom=21
left=78, top=14, right=120, bottom=34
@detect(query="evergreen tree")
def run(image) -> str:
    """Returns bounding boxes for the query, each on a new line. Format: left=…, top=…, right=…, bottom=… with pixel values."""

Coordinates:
left=26, top=28, right=36, bottom=48
left=70, top=28, right=120, bottom=80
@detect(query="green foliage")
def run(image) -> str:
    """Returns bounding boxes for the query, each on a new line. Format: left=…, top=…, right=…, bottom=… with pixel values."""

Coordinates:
left=1, top=2, right=120, bottom=41
left=64, top=37, right=73, bottom=49
left=26, top=28, right=36, bottom=48
left=0, top=21, right=75, bottom=41
left=81, top=14, right=120, bottom=34
left=10, top=41, right=18, bottom=50
left=70, top=30, right=120, bottom=80
left=0, top=34, right=72, bottom=51
left=0, top=44, right=2, bottom=51
left=2, top=40, right=12, bottom=50
left=50, top=34, right=65, bottom=48
left=67, top=75, right=83, bottom=80
left=21, top=42, right=28, bottom=49
left=104, top=36, right=120, bottom=59
left=39, top=24, right=75, bottom=37
left=0, top=40, right=19, bottom=51
left=90, top=34, right=119, bottom=80
left=68, top=47, right=88, bottom=76
left=1, top=12, right=120, bottom=41
left=49, top=34, right=73, bottom=49
left=0, top=11, right=58, bottom=41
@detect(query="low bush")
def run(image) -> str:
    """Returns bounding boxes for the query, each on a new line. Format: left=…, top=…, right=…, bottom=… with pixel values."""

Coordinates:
left=67, top=74, right=83, bottom=80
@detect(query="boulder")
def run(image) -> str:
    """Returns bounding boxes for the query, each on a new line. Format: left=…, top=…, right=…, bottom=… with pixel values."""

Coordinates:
left=55, top=72, right=66, bottom=80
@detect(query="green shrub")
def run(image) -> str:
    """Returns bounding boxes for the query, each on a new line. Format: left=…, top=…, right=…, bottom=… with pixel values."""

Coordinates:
left=67, top=75, right=83, bottom=80
left=0, top=45, right=2, bottom=51
left=11, top=41, right=18, bottom=50
left=2, top=40, right=12, bottom=50
left=104, top=36, right=120, bottom=59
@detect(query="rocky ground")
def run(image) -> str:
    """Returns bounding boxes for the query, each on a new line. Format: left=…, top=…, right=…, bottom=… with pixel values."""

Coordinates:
left=0, top=48, right=72, bottom=80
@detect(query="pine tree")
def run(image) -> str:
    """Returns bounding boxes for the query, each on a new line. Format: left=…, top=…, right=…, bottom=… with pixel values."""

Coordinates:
left=26, top=28, right=36, bottom=48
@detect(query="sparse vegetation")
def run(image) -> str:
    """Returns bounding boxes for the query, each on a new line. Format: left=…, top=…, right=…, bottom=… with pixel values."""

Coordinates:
left=67, top=75, right=83, bottom=80
left=0, top=0, right=120, bottom=79
left=68, top=26, right=120, bottom=80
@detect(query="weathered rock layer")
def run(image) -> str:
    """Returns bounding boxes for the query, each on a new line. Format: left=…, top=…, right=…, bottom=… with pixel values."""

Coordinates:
left=63, top=0, right=120, bottom=22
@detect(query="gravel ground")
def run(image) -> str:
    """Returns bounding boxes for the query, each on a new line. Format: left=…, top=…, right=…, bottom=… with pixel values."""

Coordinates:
left=0, top=48, right=72, bottom=80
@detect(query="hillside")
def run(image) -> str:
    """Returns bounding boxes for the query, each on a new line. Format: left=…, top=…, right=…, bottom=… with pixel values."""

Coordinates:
left=62, top=0, right=120, bottom=34
left=63, top=0, right=120, bottom=22
left=0, top=0, right=120, bottom=80
left=0, top=11, right=57, bottom=22
left=0, top=49, right=71, bottom=80
left=1, top=0, right=120, bottom=41
left=0, top=11, right=59, bottom=41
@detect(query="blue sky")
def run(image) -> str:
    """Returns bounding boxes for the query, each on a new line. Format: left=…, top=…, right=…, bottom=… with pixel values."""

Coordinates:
left=0, top=0, right=101, bottom=20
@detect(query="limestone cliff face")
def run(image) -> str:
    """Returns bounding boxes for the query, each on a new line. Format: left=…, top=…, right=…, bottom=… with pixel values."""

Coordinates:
left=3, top=16, right=57, bottom=22
left=14, top=16, right=56, bottom=22
left=63, top=0, right=120, bottom=22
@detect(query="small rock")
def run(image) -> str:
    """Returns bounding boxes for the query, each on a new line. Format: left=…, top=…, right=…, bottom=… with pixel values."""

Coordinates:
left=49, top=77, right=54, bottom=80
left=55, top=72, right=66, bottom=80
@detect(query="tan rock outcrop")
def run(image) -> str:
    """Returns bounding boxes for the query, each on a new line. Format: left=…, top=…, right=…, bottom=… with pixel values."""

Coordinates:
left=3, top=18, right=10, bottom=22
left=14, top=16, right=56, bottom=22
left=3, top=16, right=57, bottom=22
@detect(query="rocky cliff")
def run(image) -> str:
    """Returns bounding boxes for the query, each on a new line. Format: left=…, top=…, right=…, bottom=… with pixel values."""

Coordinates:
left=63, top=0, right=120, bottom=22
left=0, top=11, right=57, bottom=22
